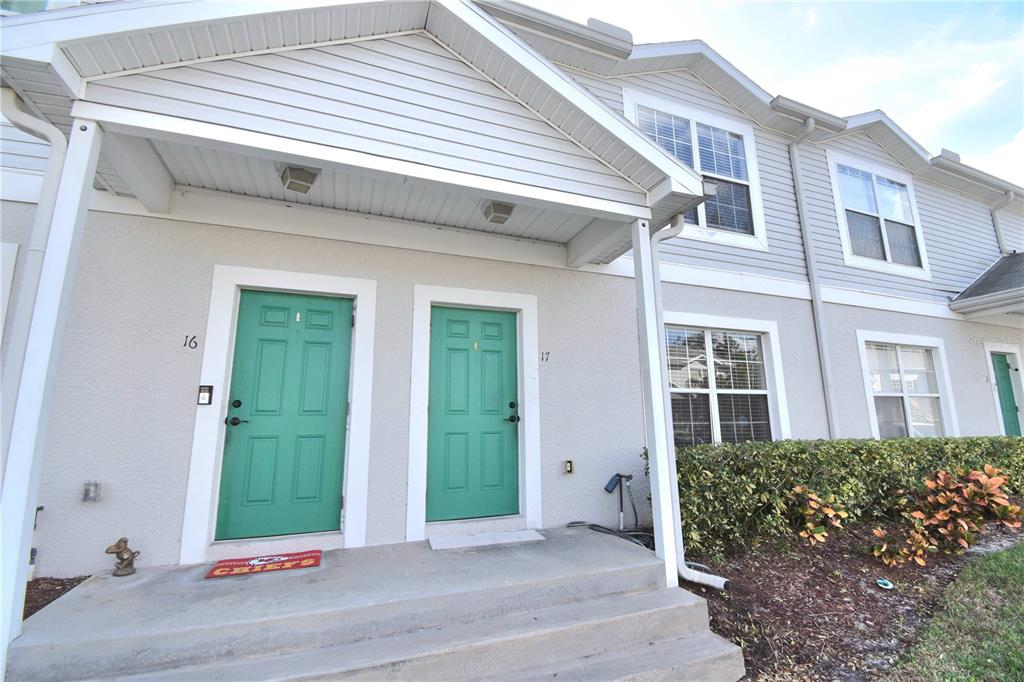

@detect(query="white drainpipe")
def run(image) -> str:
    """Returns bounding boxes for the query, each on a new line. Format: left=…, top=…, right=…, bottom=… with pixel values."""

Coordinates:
left=789, top=118, right=838, bottom=438
left=0, top=88, right=68, bottom=467
left=991, top=190, right=1016, bottom=255
left=651, top=192, right=729, bottom=591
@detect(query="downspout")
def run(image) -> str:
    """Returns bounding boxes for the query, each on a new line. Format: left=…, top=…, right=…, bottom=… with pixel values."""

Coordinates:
left=1, top=89, right=68, bottom=470
left=991, top=190, right=1015, bottom=255
left=789, top=118, right=839, bottom=438
left=651, top=202, right=728, bottom=590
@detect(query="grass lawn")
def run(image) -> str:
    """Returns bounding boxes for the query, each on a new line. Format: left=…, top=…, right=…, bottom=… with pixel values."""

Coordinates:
left=894, top=541, right=1024, bottom=681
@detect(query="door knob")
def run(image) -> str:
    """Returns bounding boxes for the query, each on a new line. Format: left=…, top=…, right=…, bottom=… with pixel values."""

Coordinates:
left=507, top=415, right=520, bottom=423
left=225, top=416, right=249, bottom=426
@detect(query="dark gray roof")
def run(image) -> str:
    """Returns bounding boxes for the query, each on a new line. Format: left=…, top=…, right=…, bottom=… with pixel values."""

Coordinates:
left=954, top=252, right=1024, bottom=301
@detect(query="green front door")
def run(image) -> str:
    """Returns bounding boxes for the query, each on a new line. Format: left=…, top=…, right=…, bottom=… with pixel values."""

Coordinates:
left=427, top=306, right=519, bottom=521
left=992, top=353, right=1021, bottom=437
left=215, top=290, right=353, bottom=540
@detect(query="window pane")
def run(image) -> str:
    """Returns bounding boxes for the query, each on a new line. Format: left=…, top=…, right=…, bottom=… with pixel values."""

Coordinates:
left=696, top=123, right=748, bottom=181
left=885, top=220, right=922, bottom=267
left=874, top=396, right=909, bottom=438
left=846, top=210, right=886, bottom=260
left=866, top=342, right=902, bottom=393
left=908, top=396, right=944, bottom=437
left=666, top=327, right=708, bottom=389
left=898, top=346, right=938, bottom=394
left=671, top=393, right=713, bottom=446
left=711, top=332, right=766, bottom=390
left=717, top=394, right=771, bottom=443
left=704, top=178, right=754, bottom=234
left=837, top=165, right=878, bottom=214
left=876, top=176, right=914, bottom=223
left=638, top=106, right=694, bottom=169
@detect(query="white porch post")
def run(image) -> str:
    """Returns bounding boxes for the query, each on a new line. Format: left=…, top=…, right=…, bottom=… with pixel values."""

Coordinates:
left=631, top=219, right=680, bottom=588
left=1, top=120, right=102, bottom=656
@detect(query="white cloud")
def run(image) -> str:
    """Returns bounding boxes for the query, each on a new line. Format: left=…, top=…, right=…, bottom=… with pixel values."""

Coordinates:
left=962, top=129, right=1024, bottom=187
left=805, top=7, right=817, bottom=30
left=774, top=36, right=1022, bottom=154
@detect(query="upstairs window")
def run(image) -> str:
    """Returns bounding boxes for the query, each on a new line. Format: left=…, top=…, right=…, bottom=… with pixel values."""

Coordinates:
left=828, top=151, right=930, bottom=278
left=627, top=91, right=767, bottom=251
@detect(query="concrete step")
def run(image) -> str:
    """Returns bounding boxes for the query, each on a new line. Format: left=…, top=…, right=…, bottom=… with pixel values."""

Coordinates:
left=111, top=588, right=713, bottom=681
left=8, top=557, right=665, bottom=681
left=502, top=632, right=746, bottom=681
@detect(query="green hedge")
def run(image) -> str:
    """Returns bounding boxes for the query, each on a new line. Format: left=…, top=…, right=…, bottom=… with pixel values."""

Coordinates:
left=673, top=437, right=1024, bottom=557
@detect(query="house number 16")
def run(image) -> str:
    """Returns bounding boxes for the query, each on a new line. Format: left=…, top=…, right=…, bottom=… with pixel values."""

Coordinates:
left=183, top=335, right=199, bottom=349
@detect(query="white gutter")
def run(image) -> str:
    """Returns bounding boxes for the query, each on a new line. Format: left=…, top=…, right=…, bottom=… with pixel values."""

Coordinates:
left=991, top=190, right=1016, bottom=255
left=0, top=88, right=67, bottom=470
left=789, top=118, right=838, bottom=438
left=652, top=191, right=729, bottom=591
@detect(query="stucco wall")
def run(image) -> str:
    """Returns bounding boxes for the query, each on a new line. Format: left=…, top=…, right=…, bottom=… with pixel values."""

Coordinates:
left=824, top=303, right=1022, bottom=438
left=3, top=200, right=1016, bottom=577
left=10, top=204, right=662, bottom=576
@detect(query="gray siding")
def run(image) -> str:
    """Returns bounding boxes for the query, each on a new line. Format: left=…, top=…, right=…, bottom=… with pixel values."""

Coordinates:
left=800, top=132, right=1003, bottom=302
left=83, top=33, right=644, bottom=206
left=0, top=120, right=49, bottom=174
left=1001, top=208, right=1024, bottom=254
left=566, top=67, right=808, bottom=282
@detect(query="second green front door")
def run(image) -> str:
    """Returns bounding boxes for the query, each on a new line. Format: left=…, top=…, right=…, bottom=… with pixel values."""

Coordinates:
left=427, top=306, right=519, bottom=522
left=216, top=290, right=352, bottom=540
left=992, top=353, right=1021, bottom=437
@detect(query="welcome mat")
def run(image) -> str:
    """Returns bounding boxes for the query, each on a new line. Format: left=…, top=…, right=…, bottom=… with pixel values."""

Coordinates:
left=205, top=550, right=322, bottom=579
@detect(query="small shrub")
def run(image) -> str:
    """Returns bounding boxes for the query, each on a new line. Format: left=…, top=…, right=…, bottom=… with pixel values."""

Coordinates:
left=871, top=465, right=1022, bottom=567
left=790, top=486, right=848, bottom=546
left=665, top=437, right=1023, bottom=557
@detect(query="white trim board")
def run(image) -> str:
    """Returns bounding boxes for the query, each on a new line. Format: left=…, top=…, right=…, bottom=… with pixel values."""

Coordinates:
left=854, top=329, right=960, bottom=439
left=6, top=181, right=1020, bottom=327
left=178, top=265, right=376, bottom=565
left=983, top=342, right=1024, bottom=436
left=406, top=284, right=542, bottom=542
left=1, top=242, right=18, bottom=339
left=661, top=310, right=792, bottom=441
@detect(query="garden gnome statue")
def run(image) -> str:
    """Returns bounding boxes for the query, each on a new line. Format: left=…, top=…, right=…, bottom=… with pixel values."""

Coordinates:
left=105, top=537, right=140, bottom=577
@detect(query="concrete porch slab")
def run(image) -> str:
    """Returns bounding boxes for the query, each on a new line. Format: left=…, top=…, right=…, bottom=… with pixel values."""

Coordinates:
left=428, top=529, right=544, bottom=550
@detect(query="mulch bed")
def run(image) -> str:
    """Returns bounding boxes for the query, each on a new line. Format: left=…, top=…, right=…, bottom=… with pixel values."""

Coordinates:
left=23, top=576, right=89, bottom=620
left=685, top=524, right=1022, bottom=681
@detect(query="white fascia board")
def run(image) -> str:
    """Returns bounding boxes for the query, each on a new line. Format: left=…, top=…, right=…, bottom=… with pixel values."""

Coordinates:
left=566, top=218, right=626, bottom=268
left=71, top=100, right=651, bottom=222
left=438, top=0, right=704, bottom=199
left=843, top=111, right=932, bottom=162
left=0, top=0, right=359, bottom=53
left=626, top=40, right=773, bottom=103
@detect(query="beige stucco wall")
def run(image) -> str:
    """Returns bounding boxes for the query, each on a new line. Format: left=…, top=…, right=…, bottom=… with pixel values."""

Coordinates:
left=824, top=303, right=1022, bottom=438
left=2, top=200, right=1017, bottom=577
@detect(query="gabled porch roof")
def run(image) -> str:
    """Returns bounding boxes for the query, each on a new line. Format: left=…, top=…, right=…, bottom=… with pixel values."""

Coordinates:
left=1, top=0, right=707, bottom=266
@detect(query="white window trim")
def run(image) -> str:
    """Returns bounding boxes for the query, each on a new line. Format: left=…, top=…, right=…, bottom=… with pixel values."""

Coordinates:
left=662, top=311, right=791, bottom=442
left=406, top=285, right=541, bottom=541
left=855, top=330, right=959, bottom=439
left=179, top=265, right=377, bottom=565
left=622, top=89, right=768, bottom=252
left=984, top=341, right=1024, bottom=436
left=826, top=149, right=932, bottom=280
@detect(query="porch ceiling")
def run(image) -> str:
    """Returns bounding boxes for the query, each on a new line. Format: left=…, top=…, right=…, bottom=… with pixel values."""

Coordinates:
left=148, top=138, right=595, bottom=244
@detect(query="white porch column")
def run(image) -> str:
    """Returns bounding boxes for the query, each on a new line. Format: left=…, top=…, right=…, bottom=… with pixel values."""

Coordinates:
left=631, top=219, right=680, bottom=588
left=1, top=120, right=102, bottom=655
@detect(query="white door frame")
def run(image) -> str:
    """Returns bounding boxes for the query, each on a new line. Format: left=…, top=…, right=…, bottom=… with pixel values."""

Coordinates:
left=984, top=342, right=1024, bottom=436
left=179, top=265, right=376, bottom=564
left=406, top=284, right=541, bottom=541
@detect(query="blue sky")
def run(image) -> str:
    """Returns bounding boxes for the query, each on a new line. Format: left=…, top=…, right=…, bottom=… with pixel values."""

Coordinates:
left=533, top=1, right=1024, bottom=185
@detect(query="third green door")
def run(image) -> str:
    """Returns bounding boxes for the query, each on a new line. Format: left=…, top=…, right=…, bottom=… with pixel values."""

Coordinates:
left=992, top=353, right=1021, bottom=437
left=427, top=306, right=519, bottom=522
